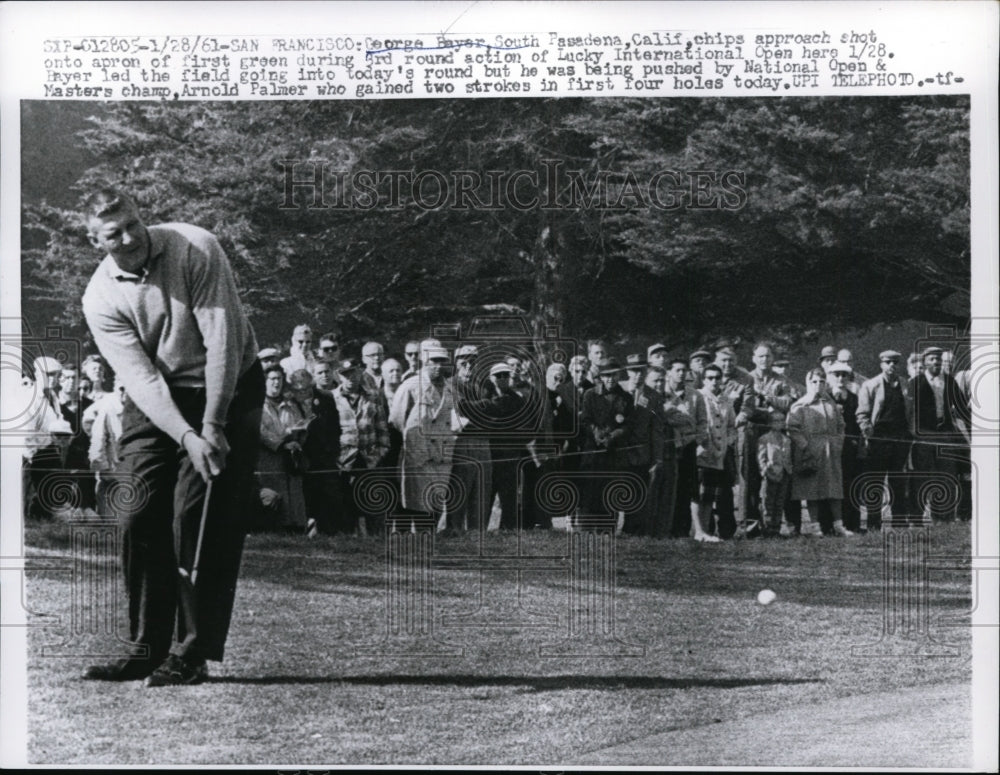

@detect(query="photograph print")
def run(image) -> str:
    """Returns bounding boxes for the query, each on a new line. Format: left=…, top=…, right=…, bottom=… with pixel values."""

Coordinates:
left=16, top=95, right=977, bottom=767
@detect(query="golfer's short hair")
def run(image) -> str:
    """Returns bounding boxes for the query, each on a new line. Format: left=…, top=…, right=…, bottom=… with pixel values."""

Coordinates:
left=669, top=358, right=688, bottom=371
left=752, top=341, right=774, bottom=355
left=263, top=364, right=285, bottom=380
left=646, top=365, right=666, bottom=377
left=83, top=188, right=136, bottom=219
left=703, top=364, right=723, bottom=378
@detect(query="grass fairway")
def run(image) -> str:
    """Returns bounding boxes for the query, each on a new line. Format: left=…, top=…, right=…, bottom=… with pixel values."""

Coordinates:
left=23, top=521, right=972, bottom=766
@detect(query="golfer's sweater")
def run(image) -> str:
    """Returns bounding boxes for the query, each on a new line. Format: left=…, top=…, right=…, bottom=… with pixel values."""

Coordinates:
left=83, top=223, right=258, bottom=443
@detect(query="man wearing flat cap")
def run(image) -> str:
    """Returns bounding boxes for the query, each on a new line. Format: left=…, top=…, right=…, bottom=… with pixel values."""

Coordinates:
left=257, top=347, right=281, bottom=372
left=646, top=344, right=669, bottom=377
left=773, top=357, right=806, bottom=397
left=908, top=346, right=968, bottom=523
left=687, top=348, right=712, bottom=390
left=856, top=350, right=913, bottom=530
left=818, top=345, right=838, bottom=373
left=580, top=360, right=633, bottom=516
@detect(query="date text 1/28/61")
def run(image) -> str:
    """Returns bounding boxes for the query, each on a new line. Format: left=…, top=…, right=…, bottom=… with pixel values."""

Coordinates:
left=43, top=37, right=261, bottom=54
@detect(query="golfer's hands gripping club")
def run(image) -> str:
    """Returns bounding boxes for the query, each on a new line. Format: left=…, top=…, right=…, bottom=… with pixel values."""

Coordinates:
left=183, top=424, right=229, bottom=482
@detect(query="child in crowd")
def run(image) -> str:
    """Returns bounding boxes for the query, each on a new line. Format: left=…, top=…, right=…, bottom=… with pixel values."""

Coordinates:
left=757, top=410, right=793, bottom=537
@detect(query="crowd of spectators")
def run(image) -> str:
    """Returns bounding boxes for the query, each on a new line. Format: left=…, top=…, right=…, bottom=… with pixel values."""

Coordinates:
left=20, top=323, right=974, bottom=540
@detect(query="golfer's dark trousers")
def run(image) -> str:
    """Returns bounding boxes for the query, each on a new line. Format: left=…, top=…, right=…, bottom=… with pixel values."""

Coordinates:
left=117, top=362, right=264, bottom=666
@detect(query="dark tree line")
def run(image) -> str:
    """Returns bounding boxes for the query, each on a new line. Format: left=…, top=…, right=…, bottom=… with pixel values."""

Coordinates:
left=22, top=96, right=969, bottom=351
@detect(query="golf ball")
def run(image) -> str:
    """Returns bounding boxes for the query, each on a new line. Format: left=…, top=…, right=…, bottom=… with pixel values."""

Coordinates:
left=757, top=589, right=776, bottom=605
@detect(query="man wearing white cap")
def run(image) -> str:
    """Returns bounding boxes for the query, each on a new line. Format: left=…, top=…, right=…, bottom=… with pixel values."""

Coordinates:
left=389, top=345, right=456, bottom=520
left=687, top=349, right=712, bottom=390
left=647, top=343, right=669, bottom=372
left=257, top=347, right=281, bottom=372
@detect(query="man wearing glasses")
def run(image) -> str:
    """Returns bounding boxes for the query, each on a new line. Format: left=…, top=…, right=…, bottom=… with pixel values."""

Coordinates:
left=361, top=341, right=386, bottom=396
left=856, top=350, right=913, bottom=530
left=315, top=333, right=341, bottom=364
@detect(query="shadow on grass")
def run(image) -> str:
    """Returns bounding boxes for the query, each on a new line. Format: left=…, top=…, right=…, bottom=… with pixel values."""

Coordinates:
left=209, top=674, right=824, bottom=691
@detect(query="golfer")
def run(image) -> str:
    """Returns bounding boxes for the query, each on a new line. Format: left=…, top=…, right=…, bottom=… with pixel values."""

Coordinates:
left=80, top=189, right=263, bottom=686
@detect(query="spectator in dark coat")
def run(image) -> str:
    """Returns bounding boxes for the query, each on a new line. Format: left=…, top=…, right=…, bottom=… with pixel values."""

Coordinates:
left=629, top=367, right=672, bottom=537
left=909, top=346, right=968, bottom=522
left=287, top=368, right=342, bottom=537
left=580, top=360, right=633, bottom=516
